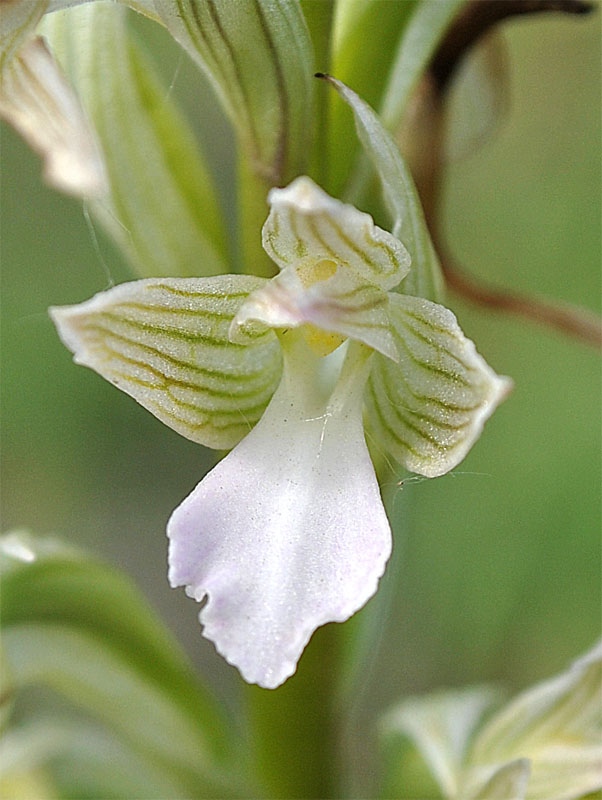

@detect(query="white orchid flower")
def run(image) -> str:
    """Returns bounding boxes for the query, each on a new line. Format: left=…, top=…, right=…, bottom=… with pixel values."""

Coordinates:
left=51, top=176, right=510, bottom=688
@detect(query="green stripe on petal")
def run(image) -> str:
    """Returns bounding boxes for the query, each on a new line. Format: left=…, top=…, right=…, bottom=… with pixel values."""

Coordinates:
left=50, top=277, right=282, bottom=450
left=320, top=75, right=444, bottom=302
left=154, top=0, right=313, bottom=184
left=232, top=260, right=398, bottom=361
left=40, top=3, right=228, bottom=278
left=366, top=294, right=511, bottom=477
left=262, top=177, right=410, bottom=291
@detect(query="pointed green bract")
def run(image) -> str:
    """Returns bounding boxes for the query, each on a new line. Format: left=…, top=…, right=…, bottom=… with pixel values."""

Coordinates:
left=154, top=0, right=314, bottom=184
left=321, top=75, right=444, bottom=301
left=366, top=294, right=511, bottom=477
left=380, top=0, right=466, bottom=131
left=40, top=3, right=228, bottom=278
left=50, top=277, right=282, bottom=450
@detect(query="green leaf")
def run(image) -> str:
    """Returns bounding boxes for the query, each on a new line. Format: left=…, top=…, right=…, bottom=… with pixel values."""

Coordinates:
left=381, top=686, right=501, bottom=798
left=40, top=3, right=229, bottom=278
left=0, top=719, right=185, bottom=800
left=380, top=0, right=467, bottom=131
left=366, top=293, right=511, bottom=478
left=153, top=0, right=314, bottom=184
left=50, top=276, right=282, bottom=450
left=319, top=74, right=444, bottom=302
left=0, top=531, right=244, bottom=798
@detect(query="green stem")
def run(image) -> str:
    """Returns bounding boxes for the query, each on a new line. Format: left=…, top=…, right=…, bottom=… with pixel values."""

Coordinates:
left=237, top=151, right=277, bottom=278
left=336, top=481, right=411, bottom=798
left=244, top=623, right=344, bottom=798
left=300, top=0, right=335, bottom=187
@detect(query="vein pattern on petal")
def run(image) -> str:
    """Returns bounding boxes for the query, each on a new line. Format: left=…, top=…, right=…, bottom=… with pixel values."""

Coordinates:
left=167, top=336, right=392, bottom=688
left=262, top=176, right=410, bottom=291
left=50, top=277, right=282, bottom=450
left=232, top=261, right=398, bottom=360
left=366, top=294, right=511, bottom=477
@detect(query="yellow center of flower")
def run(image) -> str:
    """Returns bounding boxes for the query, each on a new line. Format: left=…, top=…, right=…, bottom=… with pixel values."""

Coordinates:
left=297, top=259, right=346, bottom=356
left=297, top=258, right=338, bottom=287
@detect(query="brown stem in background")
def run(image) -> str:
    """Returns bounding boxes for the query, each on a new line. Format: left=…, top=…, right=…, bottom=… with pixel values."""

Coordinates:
left=420, top=0, right=601, bottom=348
left=431, top=0, right=594, bottom=94
left=441, top=250, right=602, bottom=347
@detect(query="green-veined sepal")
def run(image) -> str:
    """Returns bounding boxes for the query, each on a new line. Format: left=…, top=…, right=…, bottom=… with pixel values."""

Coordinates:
left=50, top=277, right=282, bottom=450
left=153, top=0, right=314, bottom=184
left=40, top=3, right=229, bottom=278
left=366, top=294, right=511, bottom=477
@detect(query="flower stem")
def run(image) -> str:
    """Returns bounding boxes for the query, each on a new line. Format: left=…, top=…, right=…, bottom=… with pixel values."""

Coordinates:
left=237, top=151, right=277, bottom=278
left=301, top=0, right=335, bottom=188
left=244, top=623, right=344, bottom=798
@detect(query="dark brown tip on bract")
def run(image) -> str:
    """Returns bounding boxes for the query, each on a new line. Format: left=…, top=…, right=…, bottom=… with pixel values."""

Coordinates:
left=314, top=72, right=329, bottom=79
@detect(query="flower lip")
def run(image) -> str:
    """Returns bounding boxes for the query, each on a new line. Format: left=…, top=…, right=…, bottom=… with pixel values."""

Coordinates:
left=167, top=336, right=392, bottom=688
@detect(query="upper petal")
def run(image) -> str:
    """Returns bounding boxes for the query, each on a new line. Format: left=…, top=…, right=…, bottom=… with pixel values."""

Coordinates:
left=167, top=337, right=392, bottom=688
left=262, top=176, right=411, bottom=291
left=50, top=277, right=282, bottom=450
left=231, top=260, right=398, bottom=361
left=366, top=294, right=511, bottom=477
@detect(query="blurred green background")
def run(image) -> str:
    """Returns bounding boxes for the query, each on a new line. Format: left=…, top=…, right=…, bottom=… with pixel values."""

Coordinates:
left=1, top=2, right=600, bottom=738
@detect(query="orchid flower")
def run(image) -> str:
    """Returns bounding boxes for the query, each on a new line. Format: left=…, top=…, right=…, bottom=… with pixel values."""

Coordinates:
left=51, top=176, right=510, bottom=688
left=382, top=640, right=602, bottom=800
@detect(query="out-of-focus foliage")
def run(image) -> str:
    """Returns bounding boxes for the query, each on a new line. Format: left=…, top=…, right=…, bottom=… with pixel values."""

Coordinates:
left=381, top=642, right=602, bottom=799
left=0, top=531, right=247, bottom=798
left=0, top=1, right=599, bottom=797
